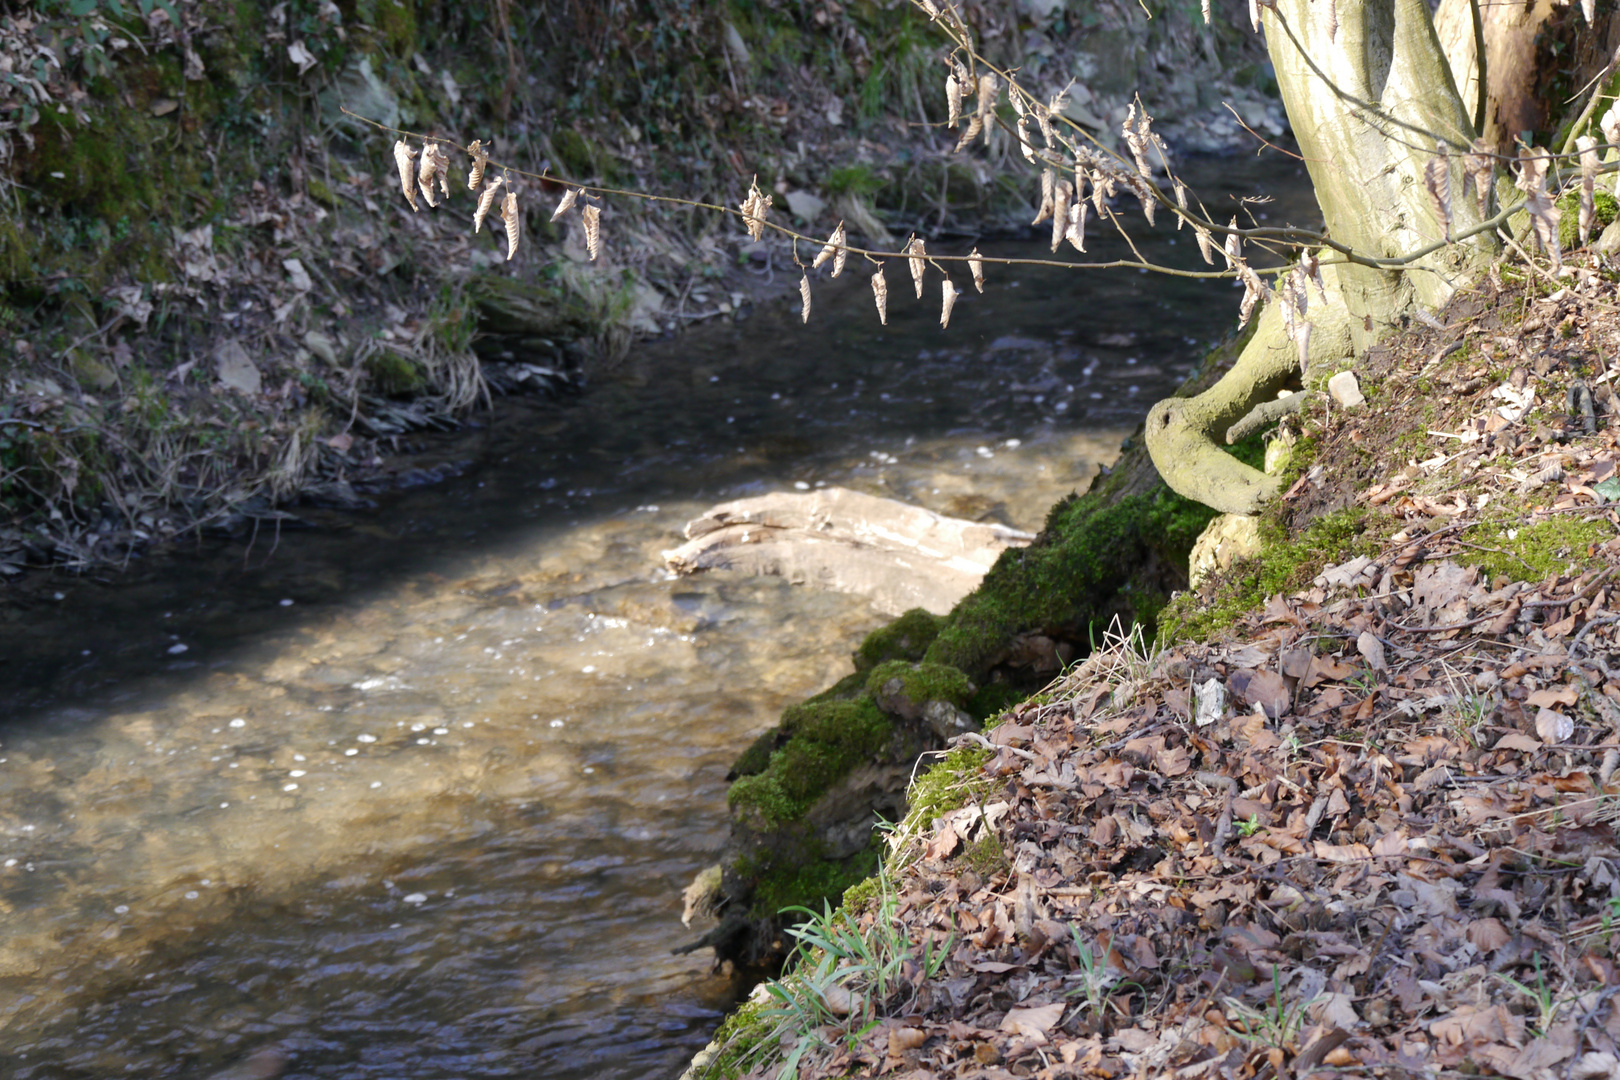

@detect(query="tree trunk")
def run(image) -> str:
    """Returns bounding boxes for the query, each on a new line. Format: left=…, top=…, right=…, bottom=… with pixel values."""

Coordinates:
left=1146, top=0, right=1498, bottom=514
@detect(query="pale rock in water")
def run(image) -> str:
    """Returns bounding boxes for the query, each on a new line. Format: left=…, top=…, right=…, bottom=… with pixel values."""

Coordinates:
left=664, top=487, right=1032, bottom=615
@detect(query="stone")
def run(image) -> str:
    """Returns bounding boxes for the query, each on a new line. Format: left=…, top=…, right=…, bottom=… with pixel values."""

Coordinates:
left=1599, top=218, right=1620, bottom=256
left=1327, top=370, right=1365, bottom=407
left=323, top=54, right=399, bottom=131
left=282, top=258, right=314, bottom=292
left=664, top=487, right=1033, bottom=615
left=1187, top=512, right=1261, bottom=590
left=783, top=189, right=826, bottom=223
left=214, top=339, right=262, bottom=395
left=302, top=330, right=339, bottom=367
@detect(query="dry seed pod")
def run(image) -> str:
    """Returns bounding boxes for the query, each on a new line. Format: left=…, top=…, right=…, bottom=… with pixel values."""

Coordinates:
left=1050, top=179, right=1072, bottom=253
left=968, top=248, right=984, bottom=293
left=1302, top=249, right=1326, bottom=301
left=436, top=147, right=451, bottom=199
left=907, top=236, right=926, bottom=298
left=394, top=139, right=420, bottom=211
left=501, top=188, right=520, bottom=261
left=800, top=273, right=812, bottom=324
left=1423, top=151, right=1451, bottom=241
left=1223, top=217, right=1242, bottom=268
left=945, top=74, right=962, bottom=128
left=1514, top=149, right=1561, bottom=267
left=418, top=144, right=446, bottom=208
left=1173, top=178, right=1188, bottom=230
left=872, top=267, right=889, bottom=326
left=1009, top=84, right=1026, bottom=118
left=1032, top=168, right=1055, bottom=226
left=551, top=187, right=580, bottom=222
left=976, top=74, right=997, bottom=145
left=1127, top=175, right=1155, bottom=226
left=1237, top=263, right=1266, bottom=329
left=1577, top=135, right=1599, bottom=246
left=1091, top=167, right=1113, bottom=215
left=467, top=140, right=490, bottom=191
left=583, top=202, right=602, bottom=261
left=1194, top=224, right=1215, bottom=266
left=940, top=279, right=960, bottom=329
left=1201, top=0, right=1210, bottom=23
left=813, top=221, right=847, bottom=277
left=739, top=181, right=768, bottom=242
left=1122, top=103, right=1152, bottom=177
left=1016, top=115, right=1036, bottom=163
left=473, top=175, right=504, bottom=233
left=1065, top=199, right=1087, bottom=252
left=919, top=0, right=940, bottom=18
left=1461, top=139, right=1494, bottom=219
left=953, top=116, right=982, bottom=153
left=1040, top=93, right=1062, bottom=146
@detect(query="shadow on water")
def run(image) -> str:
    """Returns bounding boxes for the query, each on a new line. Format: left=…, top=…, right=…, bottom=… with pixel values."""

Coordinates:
left=0, top=156, right=1316, bottom=1079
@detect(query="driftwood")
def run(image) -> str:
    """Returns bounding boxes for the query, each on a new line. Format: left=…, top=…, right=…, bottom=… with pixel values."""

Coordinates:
left=663, top=487, right=1033, bottom=615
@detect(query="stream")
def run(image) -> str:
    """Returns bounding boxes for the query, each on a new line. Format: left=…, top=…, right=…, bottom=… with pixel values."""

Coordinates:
left=0, top=156, right=1314, bottom=1079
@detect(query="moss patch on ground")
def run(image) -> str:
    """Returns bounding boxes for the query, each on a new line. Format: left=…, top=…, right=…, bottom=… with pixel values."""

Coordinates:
left=727, top=695, right=894, bottom=833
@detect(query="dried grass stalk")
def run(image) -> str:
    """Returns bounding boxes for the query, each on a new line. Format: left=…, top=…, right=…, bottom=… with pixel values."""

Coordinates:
left=552, top=187, right=579, bottom=222
left=968, top=248, right=984, bottom=293
left=872, top=267, right=889, bottom=326
left=582, top=202, right=602, bottom=261
left=467, top=139, right=490, bottom=191
left=501, top=189, right=520, bottom=260
left=940, top=278, right=960, bottom=329
left=907, top=236, right=926, bottom=298
left=394, top=140, right=420, bottom=211
left=800, top=273, right=812, bottom=323
left=473, top=175, right=504, bottom=233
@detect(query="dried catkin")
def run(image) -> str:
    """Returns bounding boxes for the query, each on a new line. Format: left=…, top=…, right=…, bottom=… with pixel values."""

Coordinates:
left=467, top=140, right=490, bottom=191
left=872, top=267, right=888, bottom=325
left=813, top=222, right=847, bottom=277
left=1223, top=217, right=1242, bottom=268
left=800, top=274, right=812, bottom=324
left=582, top=203, right=602, bottom=261
left=501, top=189, right=520, bottom=261
left=940, top=279, right=960, bottom=329
left=1065, top=200, right=1087, bottom=252
left=473, top=175, right=504, bottom=233
left=1050, top=179, right=1072, bottom=253
left=551, top=187, right=579, bottom=222
left=418, top=144, right=447, bottom=208
left=1032, top=168, right=1055, bottom=226
left=968, top=248, right=984, bottom=293
left=946, top=74, right=962, bottom=128
left=907, top=236, right=926, bottom=298
left=1194, top=224, right=1216, bottom=266
left=394, top=140, right=419, bottom=211
left=1577, top=135, right=1599, bottom=246
left=1423, top=151, right=1451, bottom=241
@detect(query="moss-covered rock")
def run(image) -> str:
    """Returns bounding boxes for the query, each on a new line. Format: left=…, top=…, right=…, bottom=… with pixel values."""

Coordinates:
left=851, top=607, right=943, bottom=671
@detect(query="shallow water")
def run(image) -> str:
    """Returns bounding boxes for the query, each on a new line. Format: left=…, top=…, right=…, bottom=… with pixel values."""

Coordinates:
left=0, top=156, right=1315, bottom=1079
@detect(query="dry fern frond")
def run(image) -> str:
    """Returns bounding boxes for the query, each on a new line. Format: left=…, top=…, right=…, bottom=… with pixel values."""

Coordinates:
left=940, top=278, right=960, bottom=329
left=473, top=175, right=504, bottom=233
left=582, top=202, right=602, bottom=261
left=501, top=188, right=520, bottom=261
left=1032, top=168, right=1055, bottom=226
left=800, top=273, right=812, bottom=323
left=467, top=140, right=490, bottom=191
left=1577, top=135, right=1599, bottom=246
left=418, top=143, right=448, bottom=208
left=872, top=267, right=889, bottom=326
left=1065, top=199, right=1088, bottom=252
left=946, top=74, right=963, bottom=128
left=813, top=222, right=847, bottom=277
left=551, top=187, right=580, bottom=222
left=1194, top=224, right=1216, bottom=266
left=1460, top=139, right=1493, bottom=219
left=968, top=248, right=984, bottom=293
left=393, top=140, right=420, bottom=212
left=907, top=235, right=927, bottom=298
left=1423, top=151, right=1451, bottom=242
left=1514, top=149, right=1561, bottom=267
left=1050, top=179, right=1072, bottom=253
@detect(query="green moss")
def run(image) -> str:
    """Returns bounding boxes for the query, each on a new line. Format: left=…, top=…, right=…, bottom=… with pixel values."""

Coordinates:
left=727, top=695, right=893, bottom=830
left=864, top=659, right=974, bottom=709
left=903, top=744, right=992, bottom=829
left=1160, top=506, right=1375, bottom=644
left=1559, top=189, right=1619, bottom=250
left=695, top=994, right=774, bottom=1080
left=364, top=349, right=426, bottom=395
left=369, top=0, right=418, bottom=56
left=963, top=832, right=1011, bottom=877
left=750, top=836, right=881, bottom=919
left=1456, top=517, right=1613, bottom=582
left=852, top=607, right=943, bottom=671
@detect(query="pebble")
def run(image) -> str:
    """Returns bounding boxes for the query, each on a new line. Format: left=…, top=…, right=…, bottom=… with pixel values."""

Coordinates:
left=229, top=718, right=246, bottom=728
left=403, top=893, right=427, bottom=905
left=1328, top=370, right=1365, bottom=408
left=356, top=734, right=376, bottom=743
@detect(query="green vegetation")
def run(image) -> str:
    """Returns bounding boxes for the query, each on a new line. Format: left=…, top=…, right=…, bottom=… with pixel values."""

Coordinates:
left=864, top=659, right=974, bottom=710
left=851, top=608, right=942, bottom=671
left=727, top=695, right=894, bottom=831
left=1456, top=516, right=1614, bottom=581
left=1557, top=189, right=1619, bottom=250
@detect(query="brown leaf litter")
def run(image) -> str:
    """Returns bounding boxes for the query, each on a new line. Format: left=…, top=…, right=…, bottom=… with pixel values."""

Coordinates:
left=734, top=258, right=1620, bottom=1079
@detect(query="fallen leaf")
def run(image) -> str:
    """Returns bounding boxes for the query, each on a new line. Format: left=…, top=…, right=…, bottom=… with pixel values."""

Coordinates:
left=1314, top=841, right=1372, bottom=863
left=1526, top=686, right=1578, bottom=708
left=1001, top=1001, right=1065, bottom=1036
left=888, top=1027, right=926, bottom=1055
left=1466, top=917, right=1511, bottom=952
left=1357, top=631, right=1387, bottom=671
left=1494, top=731, right=1543, bottom=753
left=1229, top=667, right=1291, bottom=718
left=1535, top=708, right=1574, bottom=744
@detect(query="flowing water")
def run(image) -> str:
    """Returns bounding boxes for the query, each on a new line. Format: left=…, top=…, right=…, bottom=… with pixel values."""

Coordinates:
left=0, top=158, right=1314, bottom=1079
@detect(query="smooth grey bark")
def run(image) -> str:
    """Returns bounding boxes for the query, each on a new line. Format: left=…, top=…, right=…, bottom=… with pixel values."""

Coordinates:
left=1146, top=0, right=1498, bottom=515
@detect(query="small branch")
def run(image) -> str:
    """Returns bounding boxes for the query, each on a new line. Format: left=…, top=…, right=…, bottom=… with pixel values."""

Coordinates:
left=1225, top=390, right=1308, bottom=444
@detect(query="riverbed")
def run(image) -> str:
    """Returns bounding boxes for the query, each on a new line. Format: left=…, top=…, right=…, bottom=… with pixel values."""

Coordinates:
left=0, top=156, right=1315, bottom=1079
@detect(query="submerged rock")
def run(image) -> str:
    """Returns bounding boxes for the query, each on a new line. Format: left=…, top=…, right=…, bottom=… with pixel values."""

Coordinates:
left=664, top=487, right=1034, bottom=616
